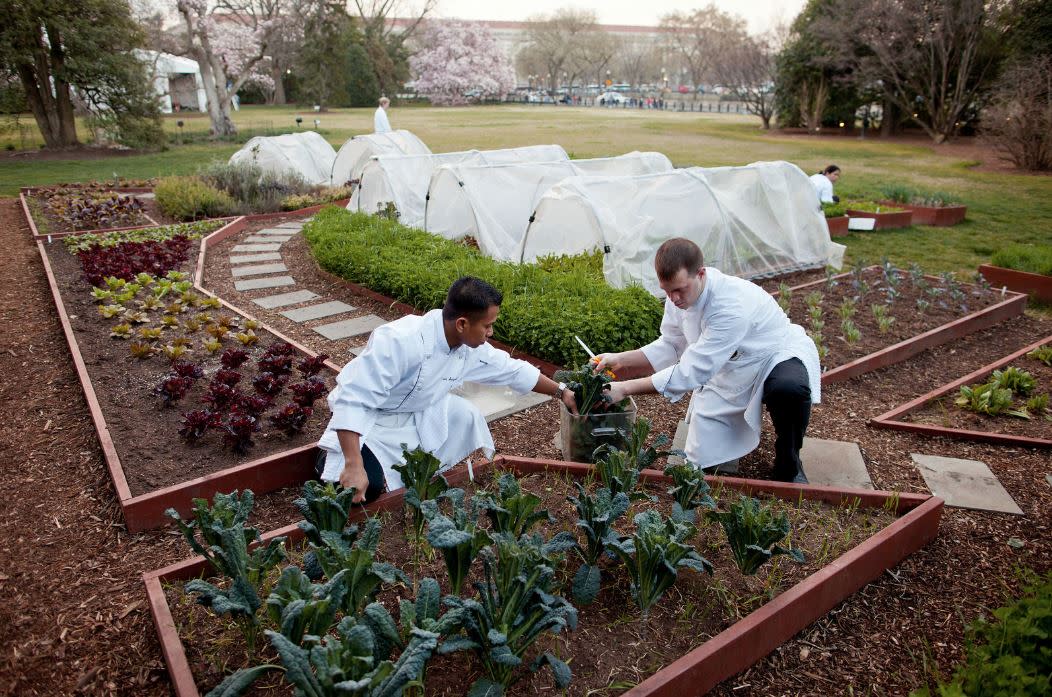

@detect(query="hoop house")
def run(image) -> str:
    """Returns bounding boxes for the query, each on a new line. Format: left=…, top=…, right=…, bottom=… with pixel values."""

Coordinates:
left=228, top=131, right=336, bottom=186
left=329, top=130, right=431, bottom=187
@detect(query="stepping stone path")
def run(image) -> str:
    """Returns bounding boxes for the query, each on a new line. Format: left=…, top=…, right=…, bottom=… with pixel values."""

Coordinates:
left=911, top=453, right=1023, bottom=514
left=259, top=228, right=298, bottom=235
left=281, top=301, right=356, bottom=322
left=799, top=438, right=873, bottom=489
left=232, top=243, right=281, bottom=253
left=231, top=252, right=282, bottom=264
left=231, top=262, right=288, bottom=277
left=234, top=275, right=295, bottom=291
left=253, top=290, right=319, bottom=309
left=243, top=235, right=292, bottom=244
left=314, top=315, right=387, bottom=341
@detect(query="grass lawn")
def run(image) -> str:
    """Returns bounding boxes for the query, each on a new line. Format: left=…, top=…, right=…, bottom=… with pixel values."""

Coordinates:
left=3, top=104, right=1050, bottom=278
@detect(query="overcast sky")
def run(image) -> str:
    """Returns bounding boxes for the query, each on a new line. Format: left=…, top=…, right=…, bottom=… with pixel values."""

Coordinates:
left=431, top=0, right=807, bottom=34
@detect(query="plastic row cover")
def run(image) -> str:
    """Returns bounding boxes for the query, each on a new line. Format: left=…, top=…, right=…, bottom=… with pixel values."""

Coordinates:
left=228, top=131, right=336, bottom=187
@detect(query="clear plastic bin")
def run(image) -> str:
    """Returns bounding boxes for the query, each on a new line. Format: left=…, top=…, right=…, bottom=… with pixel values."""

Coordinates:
left=559, top=398, right=637, bottom=463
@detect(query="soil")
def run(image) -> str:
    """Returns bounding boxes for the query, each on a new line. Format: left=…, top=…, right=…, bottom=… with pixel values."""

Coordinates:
left=900, top=346, right=1052, bottom=441
left=39, top=233, right=331, bottom=496
left=1, top=194, right=1050, bottom=696
left=166, top=466, right=897, bottom=696
left=25, top=187, right=178, bottom=235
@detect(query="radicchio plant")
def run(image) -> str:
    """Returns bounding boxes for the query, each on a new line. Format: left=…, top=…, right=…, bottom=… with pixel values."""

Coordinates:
left=289, top=377, right=328, bottom=408
left=223, top=414, right=260, bottom=454
left=269, top=403, right=313, bottom=436
left=220, top=348, right=250, bottom=369
left=296, top=354, right=329, bottom=377
left=179, top=409, right=220, bottom=442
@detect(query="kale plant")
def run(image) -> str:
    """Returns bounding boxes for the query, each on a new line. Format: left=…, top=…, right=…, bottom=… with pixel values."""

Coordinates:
left=421, top=489, right=490, bottom=595
left=566, top=482, right=629, bottom=604
left=664, top=463, right=717, bottom=523
left=593, top=448, right=643, bottom=500
left=708, top=495, right=805, bottom=576
left=475, top=472, right=553, bottom=538
left=305, top=515, right=408, bottom=614
left=392, top=447, right=450, bottom=541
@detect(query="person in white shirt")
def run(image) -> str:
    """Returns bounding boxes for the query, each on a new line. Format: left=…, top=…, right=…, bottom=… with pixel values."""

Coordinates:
left=593, top=238, right=820, bottom=483
left=809, top=164, right=841, bottom=205
left=318, top=276, right=578, bottom=503
left=373, top=96, right=392, bottom=134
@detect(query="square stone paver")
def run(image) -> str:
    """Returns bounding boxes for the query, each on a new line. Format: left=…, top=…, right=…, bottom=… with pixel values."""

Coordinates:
left=281, top=301, right=357, bottom=322
left=232, top=243, right=280, bottom=253
left=234, top=275, right=295, bottom=292
left=275, top=222, right=304, bottom=229
left=911, top=453, right=1023, bottom=514
left=230, top=252, right=282, bottom=264
left=252, top=290, right=319, bottom=309
left=231, top=262, right=288, bottom=277
left=243, top=235, right=291, bottom=244
left=453, top=382, right=550, bottom=423
left=799, top=438, right=873, bottom=489
left=665, top=420, right=737, bottom=473
left=349, top=345, right=367, bottom=357
left=314, top=315, right=386, bottom=340
left=258, top=228, right=297, bottom=236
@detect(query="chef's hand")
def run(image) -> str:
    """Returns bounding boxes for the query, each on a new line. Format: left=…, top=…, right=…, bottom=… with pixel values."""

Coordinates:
left=560, top=386, right=579, bottom=415
left=592, top=352, right=624, bottom=375
left=340, top=453, right=370, bottom=504
left=605, top=381, right=628, bottom=404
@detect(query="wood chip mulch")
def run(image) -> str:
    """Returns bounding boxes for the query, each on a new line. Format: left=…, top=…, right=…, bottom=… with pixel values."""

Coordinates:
left=2, top=197, right=1050, bottom=696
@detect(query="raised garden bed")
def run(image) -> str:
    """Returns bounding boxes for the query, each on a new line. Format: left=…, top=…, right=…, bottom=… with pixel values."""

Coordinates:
left=870, top=335, right=1052, bottom=447
left=35, top=213, right=344, bottom=532
left=880, top=200, right=967, bottom=227
left=776, top=265, right=1027, bottom=383
left=844, top=207, right=913, bottom=230
left=20, top=185, right=176, bottom=236
left=978, top=264, right=1052, bottom=304
left=144, top=455, right=942, bottom=697
left=826, top=215, right=849, bottom=237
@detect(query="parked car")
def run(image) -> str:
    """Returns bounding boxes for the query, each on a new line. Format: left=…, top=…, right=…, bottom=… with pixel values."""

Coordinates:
left=598, top=91, right=626, bottom=105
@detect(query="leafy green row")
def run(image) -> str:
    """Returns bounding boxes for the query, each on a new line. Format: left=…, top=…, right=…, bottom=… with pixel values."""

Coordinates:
left=61, top=219, right=225, bottom=253
left=302, top=207, right=663, bottom=366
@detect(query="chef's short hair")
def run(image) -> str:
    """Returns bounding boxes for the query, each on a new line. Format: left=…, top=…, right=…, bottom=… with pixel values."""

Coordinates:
left=379, top=97, right=390, bottom=107
left=443, top=276, right=502, bottom=321
left=655, top=238, right=704, bottom=281
left=823, top=164, right=841, bottom=175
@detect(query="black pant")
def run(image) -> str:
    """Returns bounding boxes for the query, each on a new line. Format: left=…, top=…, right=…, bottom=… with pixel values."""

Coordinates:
left=314, top=445, right=387, bottom=502
left=761, top=358, right=812, bottom=481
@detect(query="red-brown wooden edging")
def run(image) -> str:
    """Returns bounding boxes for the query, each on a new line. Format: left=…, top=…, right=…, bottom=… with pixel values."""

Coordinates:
left=845, top=208, right=912, bottom=230
left=879, top=201, right=967, bottom=227
left=781, top=269, right=1028, bottom=384
left=826, top=215, right=849, bottom=237
left=32, top=210, right=346, bottom=532
left=978, top=264, right=1052, bottom=304
left=870, top=334, right=1052, bottom=448
left=142, top=455, right=942, bottom=697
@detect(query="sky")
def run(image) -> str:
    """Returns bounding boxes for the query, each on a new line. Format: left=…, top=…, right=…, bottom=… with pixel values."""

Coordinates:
left=430, top=0, right=808, bottom=34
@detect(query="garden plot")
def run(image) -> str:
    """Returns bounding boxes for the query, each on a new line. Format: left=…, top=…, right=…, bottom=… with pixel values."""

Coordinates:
left=145, top=452, right=941, bottom=697
left=872, top=335, right=1052, bottom=447
left=37, top=219, right=338, bottom=531
left=776, top=263, right=1027, bottom=383
left=20, top=184, right=177, bottom=236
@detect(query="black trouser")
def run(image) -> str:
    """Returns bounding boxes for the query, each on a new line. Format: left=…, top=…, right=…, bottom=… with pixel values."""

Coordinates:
left=314, top=445, right=387, bottom=502
left=761, top=357, right=812, bottom=481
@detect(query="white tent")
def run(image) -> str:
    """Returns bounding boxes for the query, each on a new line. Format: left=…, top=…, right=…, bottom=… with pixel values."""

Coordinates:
left=352, top=144, right=568, bottom=228
left=424, top=152, right=674, bottom=261
left=520, top=161, right=845, bottom=295
left=330, top=130, right=431, bottom=187
left=136, top=50, right=207, bottom=114
left=228, top=132, right=337, bottom=187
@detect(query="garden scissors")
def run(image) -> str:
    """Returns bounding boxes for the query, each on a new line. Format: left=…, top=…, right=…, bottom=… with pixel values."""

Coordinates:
left=575, top=335, right=596, bottom=360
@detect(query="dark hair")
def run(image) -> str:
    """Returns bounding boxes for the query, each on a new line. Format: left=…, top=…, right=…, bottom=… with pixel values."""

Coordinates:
left=654, top=238, right=704, bottom=281
left=442, top=276, right=502, bottom=321
left=823, top=164, right=841, bottom=175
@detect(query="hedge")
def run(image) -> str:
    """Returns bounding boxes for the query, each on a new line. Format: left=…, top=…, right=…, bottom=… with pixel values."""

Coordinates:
left=302, top=207, right=663, bottom=367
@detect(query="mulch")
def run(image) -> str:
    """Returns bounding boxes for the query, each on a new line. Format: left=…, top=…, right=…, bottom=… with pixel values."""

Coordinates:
left=2, top=196, right=1050, bottom=696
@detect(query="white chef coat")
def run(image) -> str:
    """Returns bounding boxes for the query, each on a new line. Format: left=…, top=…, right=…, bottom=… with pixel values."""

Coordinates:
left=373, top=106, right=391, bottom=134
left=642, top=268, right=821, bottom=469
left=318, top=309, right=541, bottom=490
left=809, top=172, right=835, bottom=204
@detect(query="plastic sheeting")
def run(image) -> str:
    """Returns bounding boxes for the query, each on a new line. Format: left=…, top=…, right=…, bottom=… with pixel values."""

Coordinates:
left=352, top=144, right=568, bottom=228
left=228, top=132, right=337, bottom=187
left=520, top=161, right=846, bottom=295
left=330, top=130, right=431, bottom=187
left=424, top=152, right=673, bottom=260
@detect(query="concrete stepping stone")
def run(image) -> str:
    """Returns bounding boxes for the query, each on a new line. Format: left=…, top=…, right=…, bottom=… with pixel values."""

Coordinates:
left=136, top=192, right=156, bottom=199
left=349, top=345, right=367, bottom=356
left=231, top=262, right=288, bottom=277
left=282, top=301, right=357, bottom=322
left=234, top=275, right=295, bottom=292
left=799, top=438, right=873, bottom=489
left=911, top=453, right=1023, bottom=515
left=232, top=243, right=280, bottom=253
left=452, top=382, right=551, bottom=423
left=230, top=252, right=282, bottom=264
left=243, top=235, right=291, bottom=244
left=253, top=289, right=319, bottom=309
left=666, top=420, right=737, bottom=473
left=258, top=227, right=298, bottom=236
left=275, top=222, right=304, bottom=229
left=314, top=315, right=386, bottom=340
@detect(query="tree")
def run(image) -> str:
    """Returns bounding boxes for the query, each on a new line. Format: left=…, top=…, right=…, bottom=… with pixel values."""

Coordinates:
left=660, top=5, right=746, bottom=89
left=717, top=33, right=779, bottom=129
left=615, top=38, right=663, bottom=89
left=409, top=21, right=515, bottom=106
left=352, top=0, right=436, bottom=97
left=0, top=0, right=163, bottom=149
left=294, top=1, right=356, bottom=109
left=982, top=55, right=1052, bottom=170
left=344, top=42, right=380, bottom=107
left=517, top=8, right=599, bottom=92
left=176, top=0, right=287, bottom=137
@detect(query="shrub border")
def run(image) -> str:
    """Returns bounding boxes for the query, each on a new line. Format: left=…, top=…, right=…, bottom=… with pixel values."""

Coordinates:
left=142, top=455, right=942, bottom=697
left=869, top=333, right=1052, bottom=448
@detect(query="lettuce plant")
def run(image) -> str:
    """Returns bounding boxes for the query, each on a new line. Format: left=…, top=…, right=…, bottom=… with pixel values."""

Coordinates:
left=567, top=482, right=629, bottom=604
left=297, top=354, right=330, bottom=377
left=605, top=510, right=713, bottom=614
left=1027, top=345, right=1052, bottom=367
left=252, top=371, right=285, bottom=397
left=391, top=447, right=450, bottom=541
left=258, top=352, right=294, bottom=377
left=956, top=383, right=1029, bottom=418
left=234, top=331, right=259, bottom=347
left=110, top=323, right=131, bottom=339
left=204, top=382, right=240, bottom=411
left=269, top=403, right=313, bottom=436
left=155, top=374, right=193, bottom=407
left=220, top=348, right=250, bottom=369
left=222, top=414, right=260, bottom=454
left=179, top=409, right=220, bottom=442
left=664, top=463, right=716, bottom=523
left=421, top=489, right=490, bottom=595
left=707, top=495, right=805, bottom=576
left=235, top=394, right=272, bottom=419
left=211, top=368, right=242, bottom=387
left=264, top=341, right=297, bottom=357
left=991, top=367, right=1035, bottom=396
left=475, top=472, right=553, bottom=538
left=290, top=377, right=328, bottom=407
left=202, top=338, right=223, bottom=354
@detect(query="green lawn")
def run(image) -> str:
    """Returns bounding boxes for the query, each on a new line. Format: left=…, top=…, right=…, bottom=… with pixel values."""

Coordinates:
left=4, top=104, right=1050, bottom=277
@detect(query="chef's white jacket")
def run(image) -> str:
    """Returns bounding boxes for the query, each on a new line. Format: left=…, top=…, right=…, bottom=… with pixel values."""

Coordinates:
left=810, top=172, right=835, bottom=204
left=373, top=106, right=391, bottom=134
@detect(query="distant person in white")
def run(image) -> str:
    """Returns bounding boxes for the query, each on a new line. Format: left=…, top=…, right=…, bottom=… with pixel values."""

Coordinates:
left=374, top=96, right=392, bottom=134
left=809, top=164, right=841, bottom=204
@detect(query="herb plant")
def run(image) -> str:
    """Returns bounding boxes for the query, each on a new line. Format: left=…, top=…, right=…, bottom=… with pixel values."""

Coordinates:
left=708, top=495, right=805, bottom=576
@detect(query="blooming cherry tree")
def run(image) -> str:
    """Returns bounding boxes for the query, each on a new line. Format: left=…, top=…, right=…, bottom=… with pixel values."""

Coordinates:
left=409, top=21, right=515, bottom=106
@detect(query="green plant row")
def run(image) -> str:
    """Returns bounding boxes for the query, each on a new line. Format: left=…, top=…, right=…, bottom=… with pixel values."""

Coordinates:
left=842, top=200, right=908, bottom=214
left=880, top=184, right=962, bottom=208
left=990, top=244, right=1052, bottom=277
left=303, top=207, right=664, bottom=366
left=61, top=219, right=225, bottom=253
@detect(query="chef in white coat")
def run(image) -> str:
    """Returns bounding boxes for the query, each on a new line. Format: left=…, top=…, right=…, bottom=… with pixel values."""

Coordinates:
left=373, top=97, right=392, bottom=134
left=594, top=238, right=820, bottom=483
left=809, top=164, right=841, bottom=205
left=318, top=276, right=578, bottom=502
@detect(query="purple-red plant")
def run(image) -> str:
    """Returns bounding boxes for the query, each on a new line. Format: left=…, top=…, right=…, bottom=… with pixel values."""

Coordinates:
left=257, top=352, right=294, bottom=377
left=263, top=341, right=297, bottom=357
left=172, top=361, right=204, bottom=381
left=235, top=394, right=272, bottom=418
left=77, top=236, right=193, bottom=287
left=220, top=348, right=250, bottom=369
left=296, top=354, right=330, bottom=377
left=222, top=414, right=260, bottom=454
left=211, top=368, right=242, bottom=387
left=203, top=382, right=240, bottom=411
left=269, top=403, right=313, bottom=436
left=290, top=377, right=328, bottom=408
left=179, top=409, right=220, bottom=442
left=252, top=371, right=285, bottom=397
left=155, top=375, right=193, bottom=407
